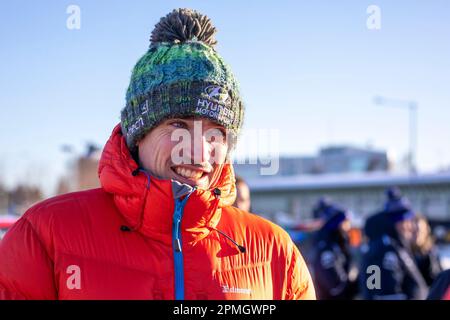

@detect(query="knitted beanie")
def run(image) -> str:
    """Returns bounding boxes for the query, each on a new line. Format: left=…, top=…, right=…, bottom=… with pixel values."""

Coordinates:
left=384, top=187, right=415, bottom=222
left=120, top=8, right=244, bottom=151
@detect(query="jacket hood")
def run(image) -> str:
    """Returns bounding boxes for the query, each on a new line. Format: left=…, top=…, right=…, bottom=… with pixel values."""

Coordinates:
left=98, top=124, right=237, bottom=246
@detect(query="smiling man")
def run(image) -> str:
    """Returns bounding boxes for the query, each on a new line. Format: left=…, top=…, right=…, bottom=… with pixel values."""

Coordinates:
left=0, top=8, right=315, bottom=300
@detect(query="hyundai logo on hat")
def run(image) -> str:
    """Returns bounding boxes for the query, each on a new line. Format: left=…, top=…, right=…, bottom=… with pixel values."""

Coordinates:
left=204, top=85, right=229, bottom=104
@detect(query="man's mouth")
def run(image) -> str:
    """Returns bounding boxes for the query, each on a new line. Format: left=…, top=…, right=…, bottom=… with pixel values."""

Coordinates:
left=171, top=165, right=211, bottom=181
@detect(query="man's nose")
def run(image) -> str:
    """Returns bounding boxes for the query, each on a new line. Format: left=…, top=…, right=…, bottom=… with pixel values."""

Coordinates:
left=192, top=134, right=211, bottom=165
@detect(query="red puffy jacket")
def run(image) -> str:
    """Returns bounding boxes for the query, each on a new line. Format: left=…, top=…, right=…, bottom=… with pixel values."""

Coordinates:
left=0, top=125, right=315, bottom=300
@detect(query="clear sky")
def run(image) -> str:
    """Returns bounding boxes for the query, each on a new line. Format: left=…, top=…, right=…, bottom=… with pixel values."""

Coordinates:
left=1, top=0, right=450, bottom=196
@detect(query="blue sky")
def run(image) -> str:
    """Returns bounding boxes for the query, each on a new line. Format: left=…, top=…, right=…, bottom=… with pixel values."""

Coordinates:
left=1, top=0, right=450, bottom=195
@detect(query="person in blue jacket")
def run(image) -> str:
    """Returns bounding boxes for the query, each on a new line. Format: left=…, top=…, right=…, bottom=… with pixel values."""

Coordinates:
left=360, top=188, right=428, bottom=300
left=311, top=199, right=359, bottom=299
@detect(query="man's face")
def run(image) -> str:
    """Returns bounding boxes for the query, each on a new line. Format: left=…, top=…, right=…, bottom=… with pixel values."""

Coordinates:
left=137, top=117, right=229, bottom=189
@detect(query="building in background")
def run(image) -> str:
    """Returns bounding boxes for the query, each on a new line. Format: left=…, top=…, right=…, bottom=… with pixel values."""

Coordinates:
left=0, top=184, right=43, bottom=216
left=234, top=145, right=389, bottom=180
left=56, top=144, right=101, bottom=194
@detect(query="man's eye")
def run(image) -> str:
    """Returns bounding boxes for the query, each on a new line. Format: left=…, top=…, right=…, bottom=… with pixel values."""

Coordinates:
left=207, top=128, right=227, bottom=142
left=170, top=121, right=187, bottom=129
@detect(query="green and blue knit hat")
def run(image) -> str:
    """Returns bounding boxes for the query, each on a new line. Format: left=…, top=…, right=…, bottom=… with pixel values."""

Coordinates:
left=121, top=8, right=244, bottom=151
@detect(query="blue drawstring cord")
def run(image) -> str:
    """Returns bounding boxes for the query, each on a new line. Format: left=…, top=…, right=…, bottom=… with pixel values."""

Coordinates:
left=131, top=167, right=151, bottom=189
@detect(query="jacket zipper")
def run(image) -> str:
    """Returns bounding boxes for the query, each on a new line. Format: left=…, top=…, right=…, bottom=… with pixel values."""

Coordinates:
left=172, top=191, right=193, bottom=300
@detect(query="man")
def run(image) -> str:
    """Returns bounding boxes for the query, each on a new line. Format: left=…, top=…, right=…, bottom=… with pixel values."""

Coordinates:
left=0, top=8, right=315, bottom=300
left=360, top=188, right=428, bottom=300
left=311, top=199, right=359, bottom=299
left=233, top=176, right=251, bottom=212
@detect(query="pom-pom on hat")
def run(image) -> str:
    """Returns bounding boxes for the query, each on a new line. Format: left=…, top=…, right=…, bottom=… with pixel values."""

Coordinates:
left=384, top=187, right=415, bottom=223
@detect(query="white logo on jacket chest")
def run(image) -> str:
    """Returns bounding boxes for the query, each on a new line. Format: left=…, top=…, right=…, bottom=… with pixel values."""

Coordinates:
left=221, top=285, right=251, bottom=295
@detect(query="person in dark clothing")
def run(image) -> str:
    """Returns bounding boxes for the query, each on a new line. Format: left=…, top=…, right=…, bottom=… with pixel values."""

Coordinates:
left=360, top=188, right=428, bottom=300
left=427, top=269, right=450, bottom=300
left=412, top=215, right=442, bottom=286
left=312, top=200, right=359, bottom=300
left=233, top=176, right=251, bottom=212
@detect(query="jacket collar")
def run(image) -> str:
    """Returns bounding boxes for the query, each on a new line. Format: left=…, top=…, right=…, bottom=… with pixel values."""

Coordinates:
left=98, top=124, right=237, bottom=246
